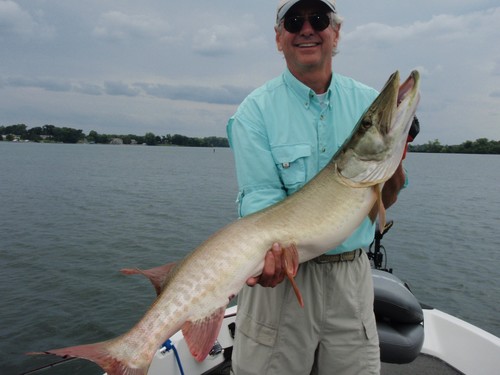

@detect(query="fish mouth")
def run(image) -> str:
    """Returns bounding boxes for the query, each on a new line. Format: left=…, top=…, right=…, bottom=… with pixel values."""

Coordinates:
left=398, top=70, right=419, bottom=106
left=378, top=70, right=420, bottom=137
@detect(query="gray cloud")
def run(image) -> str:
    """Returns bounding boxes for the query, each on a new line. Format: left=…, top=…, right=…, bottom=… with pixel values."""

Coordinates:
left=192, top=14, right=268, bottom=57
left=1, top=74, right=252, bottom=105
left=344, top=8, right=499, bottom=47
left=137, top=83, right=252, bottom=105
left=104, top=81, right=141, bottom=97
left=5, top=76, right=71, bottom=92
left=73, top=83, right=104, bottom=96
left=92, top=11, right=171, bottom=41
left=492, top=61, right=500, bottom=76
left=0, top=0, right=54, bottom=39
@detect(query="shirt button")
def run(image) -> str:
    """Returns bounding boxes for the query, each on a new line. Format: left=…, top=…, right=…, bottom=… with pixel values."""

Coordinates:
left=321, top=147, right=326, bottom=153
left=320, top=115, right=325, bottom=121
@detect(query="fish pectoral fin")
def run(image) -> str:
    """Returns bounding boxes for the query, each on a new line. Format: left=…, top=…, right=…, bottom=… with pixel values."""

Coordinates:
left=182, top=306, right=227, bottom=362
left=120, top=262, right=177, bottom=296
left=369, top=184, right=387, bottom=230
left=282, top=243, right=299, bottom=277
left=375, top=184, right=387, bottom=230
left=282, top=243, right=304, bottom=308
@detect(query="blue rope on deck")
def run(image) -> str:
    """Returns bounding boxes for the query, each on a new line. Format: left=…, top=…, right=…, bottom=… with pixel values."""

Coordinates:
left=161, top=339, right=185, bottom=375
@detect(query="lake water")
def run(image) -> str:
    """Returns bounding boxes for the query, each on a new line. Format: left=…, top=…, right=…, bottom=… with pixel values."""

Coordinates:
left=1, top=143, right=499, bottom=375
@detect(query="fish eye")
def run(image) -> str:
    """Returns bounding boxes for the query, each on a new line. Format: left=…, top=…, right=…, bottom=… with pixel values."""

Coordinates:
left=361, top=119, right=372, bottom=129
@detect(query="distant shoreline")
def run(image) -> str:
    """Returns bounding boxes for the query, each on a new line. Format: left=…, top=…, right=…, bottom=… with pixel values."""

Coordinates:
left=4, top=139, right=500, bottom=155
left=1, top=124, right=229, bottom=147
left=1, top=124, right=498, bottom=154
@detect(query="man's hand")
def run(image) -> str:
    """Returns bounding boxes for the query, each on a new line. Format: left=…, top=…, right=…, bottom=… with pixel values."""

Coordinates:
left=246, top=242, right=300, bottom=288
left=246, top=243, right=286, bottom=287
left=247, top=242, right=303, bottom=307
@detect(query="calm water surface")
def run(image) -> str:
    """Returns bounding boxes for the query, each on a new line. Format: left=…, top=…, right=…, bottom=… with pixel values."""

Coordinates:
left=1, top=143, right=499, bottom=374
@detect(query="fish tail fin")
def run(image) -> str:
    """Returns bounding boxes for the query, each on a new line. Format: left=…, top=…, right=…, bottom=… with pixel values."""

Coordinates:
left=28, top=339, right=148, bottom=375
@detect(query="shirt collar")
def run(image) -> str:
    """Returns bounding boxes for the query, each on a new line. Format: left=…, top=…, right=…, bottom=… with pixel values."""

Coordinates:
left=283, top=68, right=333, bottom=109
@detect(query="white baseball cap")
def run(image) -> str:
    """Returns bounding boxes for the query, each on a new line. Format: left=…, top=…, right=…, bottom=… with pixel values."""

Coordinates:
left=277, top=0, right=336, bottom=22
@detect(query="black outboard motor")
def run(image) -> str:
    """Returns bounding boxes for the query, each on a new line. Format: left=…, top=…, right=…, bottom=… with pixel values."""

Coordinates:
left=368, top=221, right=425, bottom=364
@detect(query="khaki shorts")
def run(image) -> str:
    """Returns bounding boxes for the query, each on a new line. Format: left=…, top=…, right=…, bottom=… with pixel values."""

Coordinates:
left=231, top=251, right=380, bottom=375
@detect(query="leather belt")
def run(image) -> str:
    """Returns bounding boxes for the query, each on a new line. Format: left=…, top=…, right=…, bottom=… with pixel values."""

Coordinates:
left=314, top=249, right=362, bottom=263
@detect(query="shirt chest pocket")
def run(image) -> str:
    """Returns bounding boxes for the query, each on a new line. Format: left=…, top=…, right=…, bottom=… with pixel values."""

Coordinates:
left=271, top=144, right=312, bottom=194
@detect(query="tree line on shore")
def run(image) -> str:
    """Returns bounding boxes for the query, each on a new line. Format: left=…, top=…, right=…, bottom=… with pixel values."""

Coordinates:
left=2, top=123, right=499, bottom=154
left=408, top=138, right=500, bottom=154
left=0, top=124, right=229, bottom=148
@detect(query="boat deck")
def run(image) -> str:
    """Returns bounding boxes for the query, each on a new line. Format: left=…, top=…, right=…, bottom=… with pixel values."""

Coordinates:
left=206, top=354, right=463, bottom=375
left=381, top=354, right=463, bottom=374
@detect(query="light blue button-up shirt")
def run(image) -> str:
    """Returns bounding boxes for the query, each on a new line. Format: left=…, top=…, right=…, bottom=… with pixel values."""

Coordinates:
left=227, top=68, right=380, bottom=254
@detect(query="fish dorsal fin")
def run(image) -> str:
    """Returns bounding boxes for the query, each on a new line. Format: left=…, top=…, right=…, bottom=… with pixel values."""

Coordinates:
left=182, top=306, right=227, bottom=362
left=121, top=262, right=177, bottom=296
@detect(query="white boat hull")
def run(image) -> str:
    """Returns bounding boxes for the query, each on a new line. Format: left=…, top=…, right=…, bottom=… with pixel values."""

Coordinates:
left=145, top=305, right=500, bottom=375
left=421, top=308, right=500, bottom=375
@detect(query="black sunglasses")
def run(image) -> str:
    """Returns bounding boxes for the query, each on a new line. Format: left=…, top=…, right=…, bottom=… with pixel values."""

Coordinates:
left=283, top=13, right=331, bottom=34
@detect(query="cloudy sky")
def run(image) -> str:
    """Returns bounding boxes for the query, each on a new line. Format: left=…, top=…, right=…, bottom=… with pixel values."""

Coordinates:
left=1, top=0, right=499, bottom=144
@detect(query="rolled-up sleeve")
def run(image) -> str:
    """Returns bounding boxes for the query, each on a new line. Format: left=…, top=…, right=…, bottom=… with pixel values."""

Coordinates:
left=227, top=111, right=286, bottom=218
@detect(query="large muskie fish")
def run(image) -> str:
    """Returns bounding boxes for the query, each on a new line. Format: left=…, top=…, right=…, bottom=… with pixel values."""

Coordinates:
left=31, top=70, right=420, bottom=375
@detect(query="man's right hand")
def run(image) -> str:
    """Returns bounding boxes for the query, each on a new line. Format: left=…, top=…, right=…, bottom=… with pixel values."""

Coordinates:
left=247, top=243, right=299, bottom=288
left=246, top=243, right=286, bottom=287
left=246, top=242, right=303, bottom=307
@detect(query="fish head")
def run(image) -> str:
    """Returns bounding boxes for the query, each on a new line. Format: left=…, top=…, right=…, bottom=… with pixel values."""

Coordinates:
left=335, top=70, right=420, bottom=187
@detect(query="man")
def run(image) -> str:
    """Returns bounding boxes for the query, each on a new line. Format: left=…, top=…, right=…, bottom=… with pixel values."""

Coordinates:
left=226, top=1, right=406, bottom=374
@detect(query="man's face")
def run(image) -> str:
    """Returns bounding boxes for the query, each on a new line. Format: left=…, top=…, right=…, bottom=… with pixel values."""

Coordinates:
left=275, top=2, right=340, bottom=75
